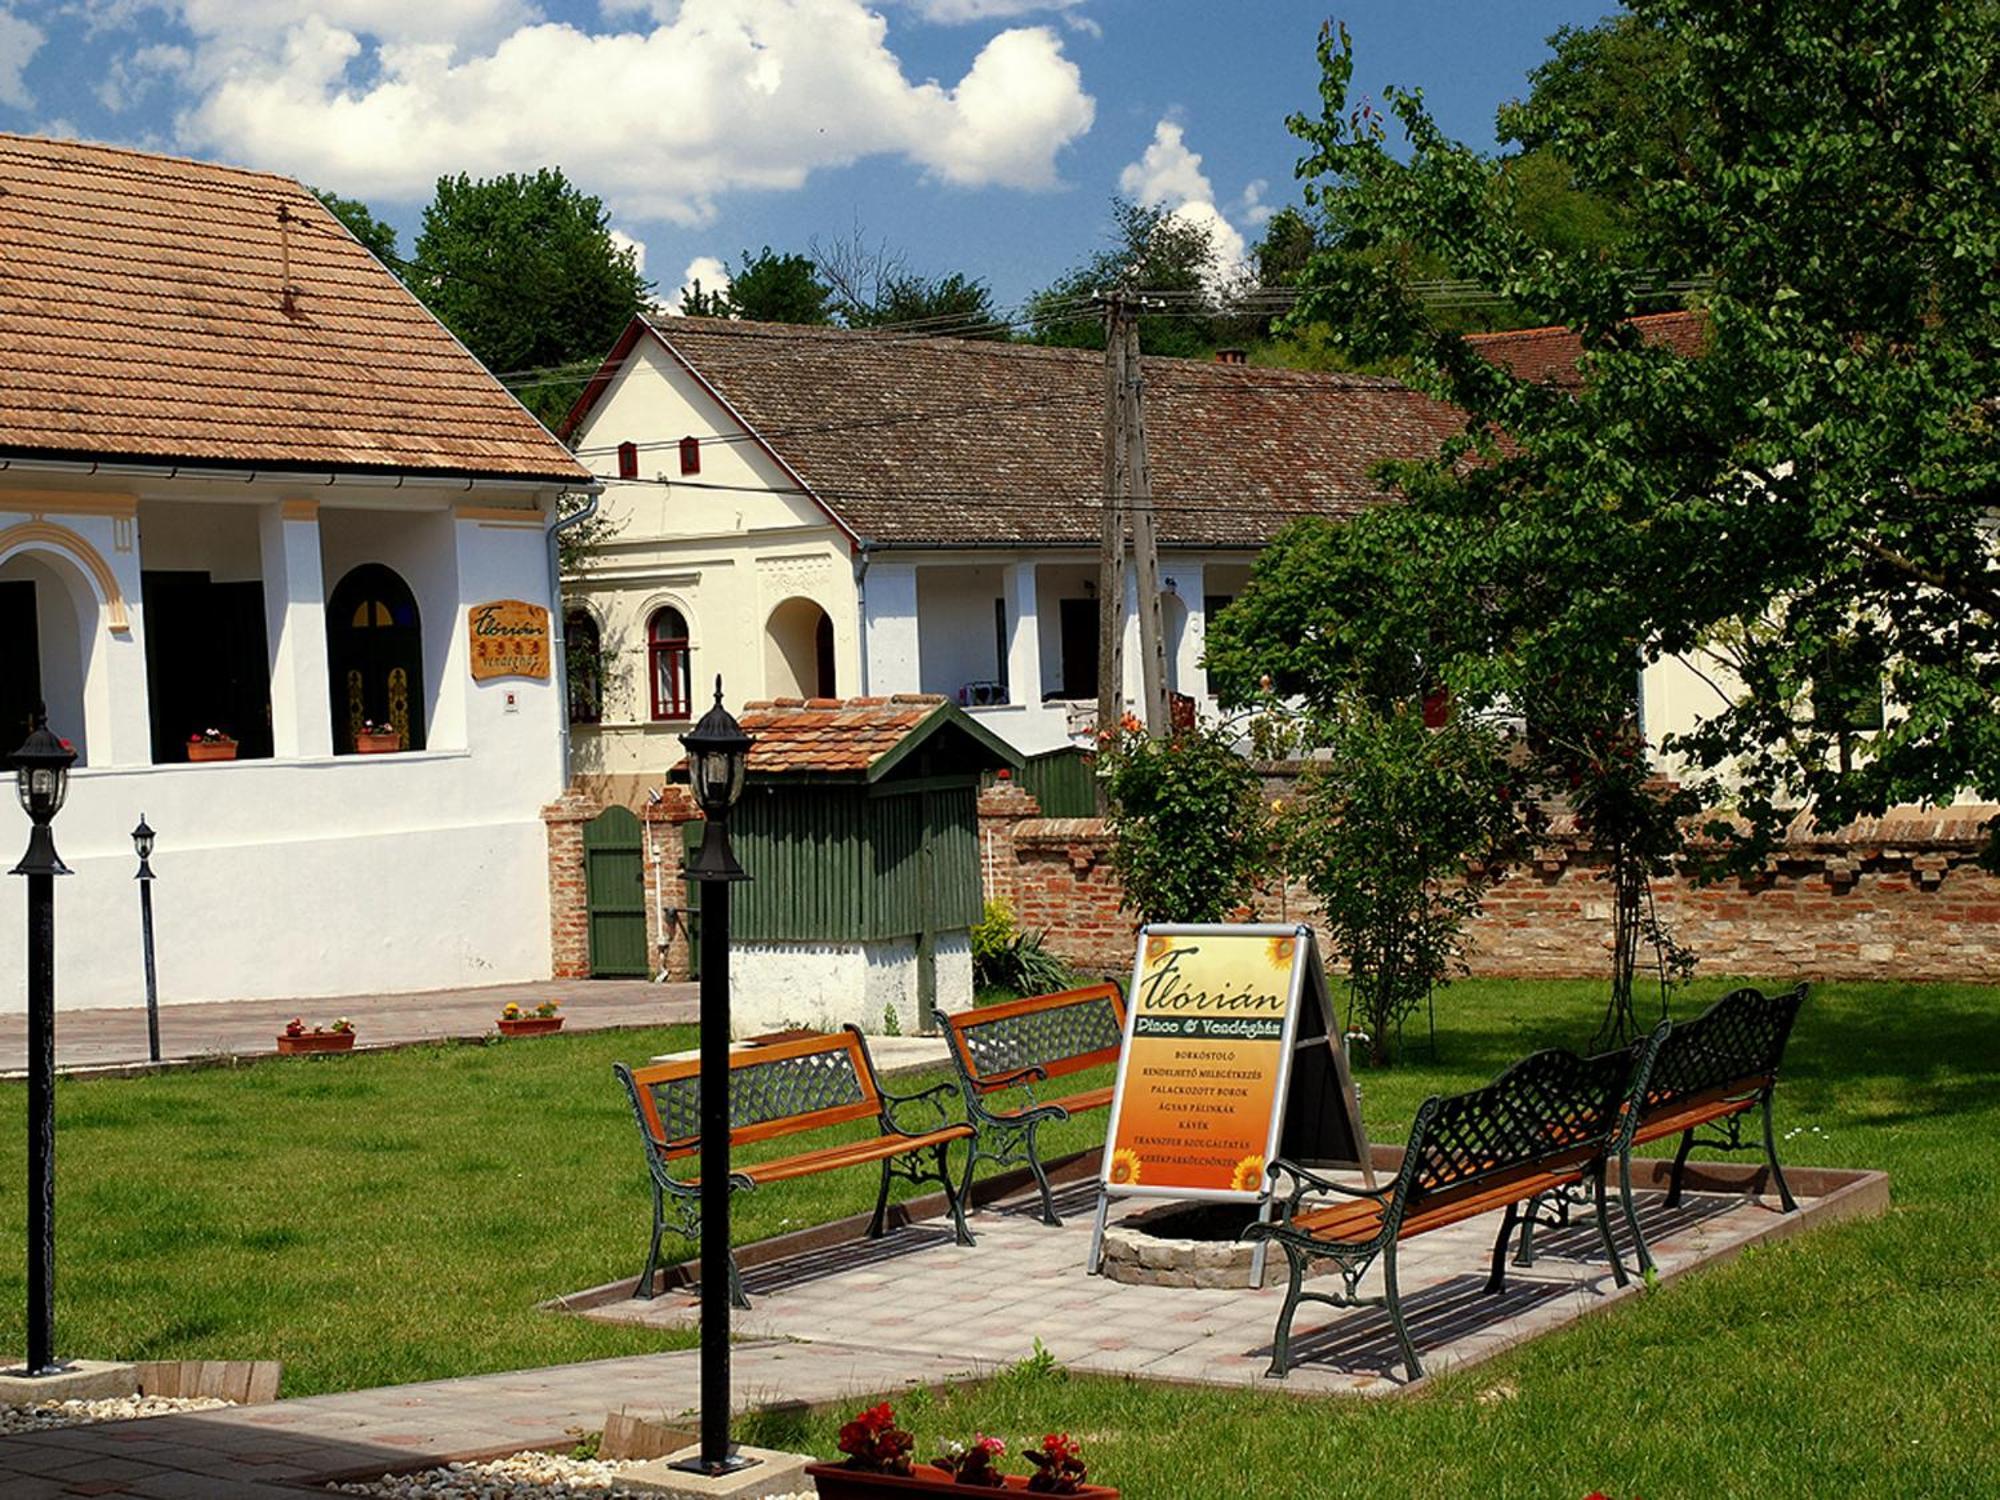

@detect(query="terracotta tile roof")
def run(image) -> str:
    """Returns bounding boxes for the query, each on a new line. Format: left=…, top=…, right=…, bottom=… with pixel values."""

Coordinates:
left=1464, top=310, right=1707, bottom=388
left=574, top=315, right=1468, bottom=549
left=725, top=694, right=948, bottom=775
left=0, top=133, right=588, bottom=484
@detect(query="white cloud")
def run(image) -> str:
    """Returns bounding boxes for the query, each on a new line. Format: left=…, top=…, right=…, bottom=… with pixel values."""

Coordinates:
left=1118, top=118, right=1247, bottom=281
left=98, top=42, right=193, bottom=113
left=609, top=227, right=647, bottom=274
left=163, top=0, right=1094, bottom=224
left=0, top=7, right=46, bottom=111
left=669, top=254, right=731, bottom=313
left=1238, top=178, right=1274, bottom=227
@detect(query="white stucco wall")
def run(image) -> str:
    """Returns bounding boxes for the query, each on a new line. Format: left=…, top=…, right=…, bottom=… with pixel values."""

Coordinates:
left=0, top=477, right=570, bottom=1014
left=730, top=931, right=972, bottom=1036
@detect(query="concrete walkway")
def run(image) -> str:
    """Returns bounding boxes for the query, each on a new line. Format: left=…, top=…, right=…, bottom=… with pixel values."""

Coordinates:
left=0, top=979, right=698, bottom=1078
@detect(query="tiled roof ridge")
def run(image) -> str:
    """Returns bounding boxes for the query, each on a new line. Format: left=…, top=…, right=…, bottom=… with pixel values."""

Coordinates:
left=647, top=312, right=1408, bottom=388
left=0, top=132, right=311, bottom=200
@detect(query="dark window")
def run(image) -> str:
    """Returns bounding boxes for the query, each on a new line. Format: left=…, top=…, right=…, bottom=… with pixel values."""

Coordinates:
left=326, top=564, right=425, bottom=754
left=1057, top=597, right=1099, bottom=700
left=814, top=609, right=836, bottom=698
left=0, top=578, right=41, bottom=749
left=993, top=597, right=1009, bottom=696
left=565, top=609, right=602, bottom=724
left=143, top=570, right=275, bottom=763
left=649, top=606, right=692, bottom=720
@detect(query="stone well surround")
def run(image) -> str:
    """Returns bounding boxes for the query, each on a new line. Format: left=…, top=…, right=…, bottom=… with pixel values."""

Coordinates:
left=977, top=777, right=2000, bottom=983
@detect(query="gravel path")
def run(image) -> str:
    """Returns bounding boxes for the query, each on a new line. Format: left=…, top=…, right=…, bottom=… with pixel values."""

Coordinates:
left=0, top=1394, right=230, bottom=1434
left=329, top=1453, right=814, bottom=1498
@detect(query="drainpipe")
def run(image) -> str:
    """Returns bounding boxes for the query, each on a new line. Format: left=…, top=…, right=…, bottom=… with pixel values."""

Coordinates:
left=853, top=540, right=874, bottom=697
left=547, top=489, right=601, bottom=786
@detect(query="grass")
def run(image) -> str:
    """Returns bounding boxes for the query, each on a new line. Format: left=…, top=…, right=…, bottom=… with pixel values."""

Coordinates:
left=2, top=978, right=1996, bottom=1497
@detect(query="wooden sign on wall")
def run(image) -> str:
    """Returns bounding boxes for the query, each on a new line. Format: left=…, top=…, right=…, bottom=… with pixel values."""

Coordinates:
left=468, top=599, right=550, bottom=681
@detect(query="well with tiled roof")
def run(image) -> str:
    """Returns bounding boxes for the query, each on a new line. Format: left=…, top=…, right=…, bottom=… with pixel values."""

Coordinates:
left=569, top=315, right=1468, bottom=549
left=0, top=133, right=588, bottom=483
left=1465, top=310, right=1707, bottom=388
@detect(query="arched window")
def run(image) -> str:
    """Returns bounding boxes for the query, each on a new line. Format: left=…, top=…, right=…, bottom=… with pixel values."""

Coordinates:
left=565, top=609, right=602, bottom=725
left=648, top=606, right=692, bottom=721
left=327, top=564, right=425, bottom=753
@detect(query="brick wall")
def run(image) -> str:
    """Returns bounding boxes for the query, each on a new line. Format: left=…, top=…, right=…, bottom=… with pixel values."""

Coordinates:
left=977, top=784, right=2000, bottom=983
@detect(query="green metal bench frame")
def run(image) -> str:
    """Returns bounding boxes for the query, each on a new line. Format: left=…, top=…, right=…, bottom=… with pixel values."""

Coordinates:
left=943, top=982, right=1127, bottom=1226
left=614, top=1025, right=975, bottom=1308
left=1246, top=1038, right=1657, bottom=1382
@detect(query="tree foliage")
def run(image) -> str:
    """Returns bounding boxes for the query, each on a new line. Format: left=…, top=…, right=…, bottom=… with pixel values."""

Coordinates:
left=408, top=169, right=650, bottom=428
left=314, top=189, right=401, bottom=267
left=1256, top=3, right=2000, bottom=862
left=1098, top=718, right=1273, bottom=925
left=1025, top=198, right=1236, bottom=357
left=707, top=247, right=836, bottom=325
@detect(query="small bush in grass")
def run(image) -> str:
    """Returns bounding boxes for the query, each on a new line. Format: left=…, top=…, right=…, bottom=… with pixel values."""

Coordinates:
left=972, top=900, right=1074, bottom=997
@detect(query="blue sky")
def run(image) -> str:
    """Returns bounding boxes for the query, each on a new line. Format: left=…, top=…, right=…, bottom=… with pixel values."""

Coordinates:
left=0, top=1, right=1618, bottom=309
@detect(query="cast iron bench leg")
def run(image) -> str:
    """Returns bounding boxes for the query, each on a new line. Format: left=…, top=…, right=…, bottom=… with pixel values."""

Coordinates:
left=1591, top=1163, right=1629, bottom=1287
left=1761, top=1091, right=1798, bottom=1212
left=1384, top=1242, right=1423, bottom=1382
left=1513, top=1198, right=1539, bottom=1268
left=937, top=1141, right=977, bottom=1246
left=1265, top=1244, right=1305, bottom=1379
left=868, top=1157, right=894, bottom=1239
left=1664, top=1128, right=1698, bottom=1209
left=1618, top=1152, right=1656, bottom=1277
left=1486, top=1200, right=1520, bottom=1295
left=959, top=1135, right=984, bottom=1217
left=635, top=1181, right=666, bottom=1301
left=1023, top=1118, right=1061, bottom=1227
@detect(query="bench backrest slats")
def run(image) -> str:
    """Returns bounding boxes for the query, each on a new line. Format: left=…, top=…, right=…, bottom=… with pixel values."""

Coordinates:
left=1643, top=984, right=1806, bottom=1114
left=946, top=982, right=1126, bottom=1088
left=624, top=1031, right=882, bottom=1161
left=1403, top=1046, right=1634, bottom=1206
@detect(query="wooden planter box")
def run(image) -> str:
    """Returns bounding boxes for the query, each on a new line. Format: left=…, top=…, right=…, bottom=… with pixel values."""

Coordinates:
left=805, top=1464, right=1117, bottom=1499
left=277, top=1031, right=355, bottom=1055
left=187, top=741, right=238, bottom=762
left=497, top=1015, right=564, bottom=1037
left=355, top=733, right=402, bottom=754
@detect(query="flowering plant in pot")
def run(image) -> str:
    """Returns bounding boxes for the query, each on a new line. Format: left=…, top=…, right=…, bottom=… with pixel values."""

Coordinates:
left=187, top=728, right=238, bottom=762
left=805, top=1407, right=1115, bottom=1497
left=355, top=719, right=401, bottom=754
left=497, top=999, right=564, bottom=1037
left=277, top=1017, right=356, bottom=1054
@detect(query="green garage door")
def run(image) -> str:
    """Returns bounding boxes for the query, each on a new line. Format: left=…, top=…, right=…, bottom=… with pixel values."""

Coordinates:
left=584, top=805, right=648, bottom=978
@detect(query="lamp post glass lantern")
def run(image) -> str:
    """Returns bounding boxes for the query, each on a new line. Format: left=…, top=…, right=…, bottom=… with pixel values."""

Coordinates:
left=12, top=711, right=77, bottom=1378
left=674, top=678, right=754, bottom=1477
left=133, top=817, right=161, bottom=1064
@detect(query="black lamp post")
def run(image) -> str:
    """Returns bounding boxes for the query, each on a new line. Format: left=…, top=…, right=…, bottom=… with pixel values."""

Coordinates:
left=133, top=817, right=160, bottom=1064
left=672, top=678, right=753, bottom=1479
left=11, top=711, right=76, bottom=1378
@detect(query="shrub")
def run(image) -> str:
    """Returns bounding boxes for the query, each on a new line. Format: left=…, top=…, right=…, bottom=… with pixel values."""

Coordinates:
left=971, top=900, right=1074, bottom=998
left=1098, top=717, right=1273, bottom=924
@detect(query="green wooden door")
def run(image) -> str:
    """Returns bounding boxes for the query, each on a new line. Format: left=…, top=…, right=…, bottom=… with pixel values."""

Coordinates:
left=681, top=820, right=703, bottom=982
left=584, top=806, right=648, bottom=978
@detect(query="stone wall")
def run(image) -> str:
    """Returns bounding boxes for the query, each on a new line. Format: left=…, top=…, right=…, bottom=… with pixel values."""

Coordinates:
left=977, top=782, right=2000, bottom=983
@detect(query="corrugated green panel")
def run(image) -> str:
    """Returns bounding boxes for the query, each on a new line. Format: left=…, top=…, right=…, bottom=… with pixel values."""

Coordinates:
left=864, top=791, right=926, bottom=940
left=584, top=805, right=648, bottom=978
left=927, top=785, right=982, bottom=930
left=1016, top=749, right=1097, bottom=817
left=731, top=788, right=867, bottom=941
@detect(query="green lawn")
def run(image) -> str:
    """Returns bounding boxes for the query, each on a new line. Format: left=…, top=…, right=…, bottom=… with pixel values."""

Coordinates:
left=2, top=978, right=1996, bottom=1498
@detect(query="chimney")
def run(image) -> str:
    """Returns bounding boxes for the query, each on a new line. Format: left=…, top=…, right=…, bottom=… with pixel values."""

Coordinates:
left=1215, top=348, right=1248, bottom=365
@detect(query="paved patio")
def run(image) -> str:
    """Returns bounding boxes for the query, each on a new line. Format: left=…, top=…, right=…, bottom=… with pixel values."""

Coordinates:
left=577, top=1159, right=1890, bottom=1397
left=0, top=979, right=697, bottom=1079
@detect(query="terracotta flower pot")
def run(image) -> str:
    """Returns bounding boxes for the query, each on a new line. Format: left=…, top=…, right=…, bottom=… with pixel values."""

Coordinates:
left=187, top=741, right=238, bottom=762
left=496, top=1015, right=564, bottom=1037
left=277, top=1031, right=356, bottom=1055
left=355, top=732, right=401, bottom=754
left=804, top=1464, right=1117, bottom=1499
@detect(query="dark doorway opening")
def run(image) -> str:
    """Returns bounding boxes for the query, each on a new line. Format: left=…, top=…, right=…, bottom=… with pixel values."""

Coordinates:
left=0, top=579, right=41, bottom=748
left=141, top=570, right=274, bottom=762
left=1057, top=597, right=1099, bottom=700
left=814, top=610, right=837, bottom=699
left=327, top=564, right=426, bottom=754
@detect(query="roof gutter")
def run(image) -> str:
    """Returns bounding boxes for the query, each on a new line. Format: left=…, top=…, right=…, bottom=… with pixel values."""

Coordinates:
left=547, top=490, right=602, bottom=789
left=0, top=454, right=593, bottom=493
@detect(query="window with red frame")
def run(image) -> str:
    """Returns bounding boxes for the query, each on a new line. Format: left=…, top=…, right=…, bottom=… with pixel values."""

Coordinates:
left=648, top=607, right=692, bottom=720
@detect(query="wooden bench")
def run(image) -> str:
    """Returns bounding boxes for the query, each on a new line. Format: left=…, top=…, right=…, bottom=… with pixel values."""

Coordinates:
left=1605, top=983, right=1807, bottom=1274
left=943, top=982, right=1127, bottom=1226
left=613, top=1026, right=975, bottom=1308
left=1246, top=1040, right=1656, bottom=1381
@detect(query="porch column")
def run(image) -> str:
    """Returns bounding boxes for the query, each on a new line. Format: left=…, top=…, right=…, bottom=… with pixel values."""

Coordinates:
left=259, top=500, right=332, bottom=758
left=1005, top=561, right=1042, bottom=707
left=862, top=560, right=919, bottom=695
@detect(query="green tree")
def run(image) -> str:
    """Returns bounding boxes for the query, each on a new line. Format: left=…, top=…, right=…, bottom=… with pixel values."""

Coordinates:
left=314, top=189, right=401, bottom=267
left=1266, top=4, right=2000, bottom=865
left=1025, top=198, right=1228, bottom=357
left=407, top=169, right=650, bottom=427
left=716, top=248, right=835, bottom=326
left=1098, top=718, right=1272, bottom=925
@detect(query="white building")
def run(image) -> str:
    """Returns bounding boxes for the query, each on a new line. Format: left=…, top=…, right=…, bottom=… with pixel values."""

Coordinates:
left=0, top=134, right=596, bottom=1014
left=558, top=315, right=1467, bottom=796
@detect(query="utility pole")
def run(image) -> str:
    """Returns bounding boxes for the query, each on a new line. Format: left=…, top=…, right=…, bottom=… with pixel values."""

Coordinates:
left=1095, top=292, right=1171, bottom=749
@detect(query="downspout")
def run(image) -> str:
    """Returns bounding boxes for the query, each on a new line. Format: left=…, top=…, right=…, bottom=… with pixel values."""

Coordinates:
left=853, top=540, right=874, bottom=697
left=547, top=489, right=601, bottom=787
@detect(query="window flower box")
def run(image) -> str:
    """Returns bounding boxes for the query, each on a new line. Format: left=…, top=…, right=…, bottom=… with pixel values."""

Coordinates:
left=187, top=738, right=237, bottom=762
left=278, top=1018, right=355, bottom=1054
left=496, top=1015, right=564, bottom=1037
left=355, top=721, right=402, bottom=754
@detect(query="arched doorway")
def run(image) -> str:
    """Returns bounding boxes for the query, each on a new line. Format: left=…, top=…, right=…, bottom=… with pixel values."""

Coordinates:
left=765, top=597, right=836, bottom=699
left=0, top=550, right=93, bottom=760
left=565, top=608, right=603, bottom=724
left=1161, top=591, right=1191, bottom=697
left=327, top=564, right=425, bottom=753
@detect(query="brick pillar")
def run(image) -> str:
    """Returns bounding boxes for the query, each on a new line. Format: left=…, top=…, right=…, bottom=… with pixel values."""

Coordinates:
left=977, top=776, right=1041, bottom=912
left=644, top=786, right=702, bottom=981
left=542, top=788, right=603, bottom=980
